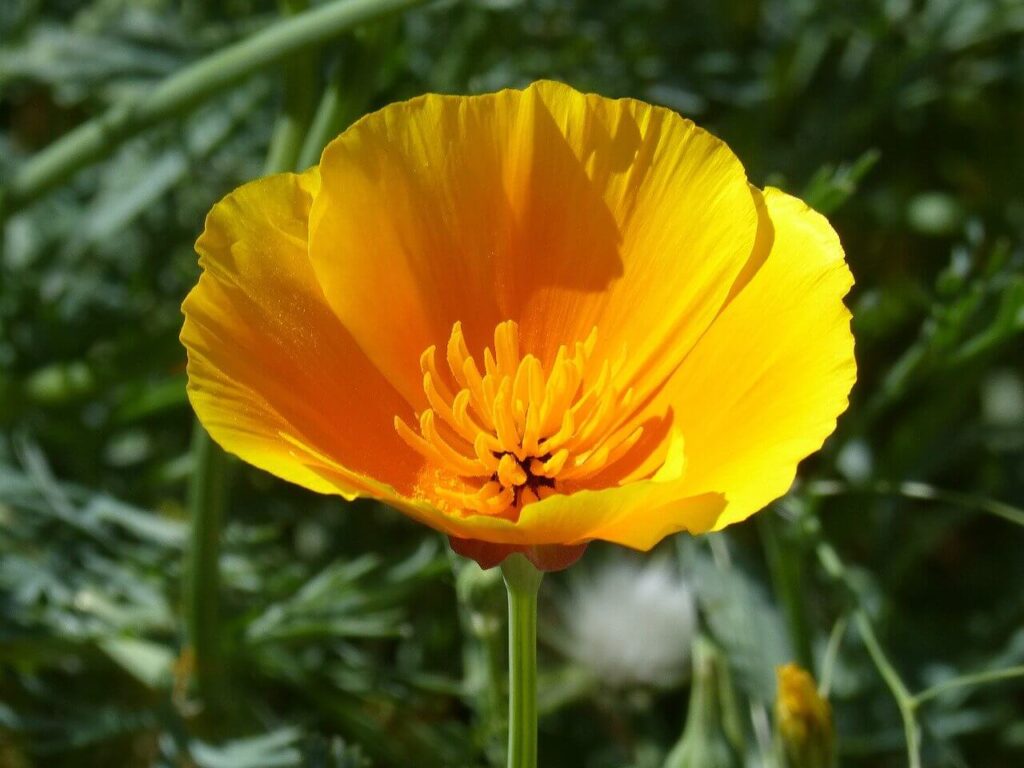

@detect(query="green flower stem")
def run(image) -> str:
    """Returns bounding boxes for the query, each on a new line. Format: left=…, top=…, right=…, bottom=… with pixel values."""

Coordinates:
left=912, top=664, right=1024, bottom=706
left=810, top=511, right=1024, bottom=763
left=817, top=614, right=849, bottom=698
left=853, top=610, right=920, bottom=768
left=3, top=0, right=427, bottom=213
left=663, top=637, right=744, bottom=768
left=758, top=512, right=814, bottom=670
left=500, top=555, right=543, bottom=768
left=184, top=0, right=323, bottom=726
left=184, top=424, right=231, bottom=722
left=810, top=520, right=921, bottom=768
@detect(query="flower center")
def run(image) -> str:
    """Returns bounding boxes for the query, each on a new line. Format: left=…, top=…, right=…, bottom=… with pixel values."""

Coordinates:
left=394, top=320, right=642, bottom=517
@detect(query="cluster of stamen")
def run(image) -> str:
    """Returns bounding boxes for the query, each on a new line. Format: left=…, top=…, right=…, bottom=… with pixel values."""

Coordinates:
left=395, top=320, right=641, bottom=517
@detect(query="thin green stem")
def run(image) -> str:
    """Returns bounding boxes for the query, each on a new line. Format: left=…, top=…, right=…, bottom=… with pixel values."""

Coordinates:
left=812, top=515, right=1024, bottom=765
left=818, top=614, right=848, bottom=698
left=184, top=425, right=231, bottom=723
left=297, top=18, right=398, bottom=169
left=912, top=664, right=1024, bottom=707
left=265, top=0, right=317, bottom=174
left=758, top=512, right=814, bottom=669
left=297, top=54, right=374, bottom=169
left=4, top=0, right=427, bottom=211
left=804, top=479, right=1024, bottom=528
left=297, top=64, right=350, bottom=170
left=806, top=486, right=1024, bottom=765
left=854, top=611, right=921, bottom=768
left=501, top=555, right=543, bottom=768
left=812, top=529, right=921, bottom=768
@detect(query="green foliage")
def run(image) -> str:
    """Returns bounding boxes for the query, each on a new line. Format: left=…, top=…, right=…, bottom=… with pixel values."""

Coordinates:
left=2, top=0, right=1023, bottom=767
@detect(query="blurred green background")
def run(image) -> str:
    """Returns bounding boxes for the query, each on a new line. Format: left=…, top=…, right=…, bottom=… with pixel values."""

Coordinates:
left=1, top=0, right=1023, bottom=766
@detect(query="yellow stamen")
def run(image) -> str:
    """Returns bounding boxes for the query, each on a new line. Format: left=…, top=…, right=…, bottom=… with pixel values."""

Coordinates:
left=395, top=320, right=640, bottom=517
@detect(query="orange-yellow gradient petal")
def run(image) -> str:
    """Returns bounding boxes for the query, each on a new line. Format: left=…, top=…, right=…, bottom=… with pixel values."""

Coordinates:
left=182, top=81, right=856, bottom=570
left=665, top=187, right=856, bottom=531
left=308, top=80, right=759, bottom=406
left=181, top=169, right=421, bottom=500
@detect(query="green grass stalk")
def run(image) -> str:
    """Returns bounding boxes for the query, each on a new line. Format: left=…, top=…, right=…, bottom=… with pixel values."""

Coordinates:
left=4, top=0, right=428, bottom=212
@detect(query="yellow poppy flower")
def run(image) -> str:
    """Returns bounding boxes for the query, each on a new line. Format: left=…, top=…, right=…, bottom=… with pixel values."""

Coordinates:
left=181, top=80, right=855, bottom=570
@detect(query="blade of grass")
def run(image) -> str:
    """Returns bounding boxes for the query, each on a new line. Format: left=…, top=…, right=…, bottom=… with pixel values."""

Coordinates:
left=296, top=18, right=398, bottom=169
left=264, top=0, right=318, bottom=175
left=297, top=60, right=355, bottom=170
left=2, top=0, right=429, bottom=213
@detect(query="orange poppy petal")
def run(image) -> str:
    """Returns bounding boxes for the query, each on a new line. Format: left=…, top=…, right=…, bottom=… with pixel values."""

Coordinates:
left=183, top=83, right=854, bottom=564
left=515, top=483, right=727, bottom=550
left=181, top=169, right=422, bottom=498
left=308, top=80, right=759, bottom=406
left=665, top=187, right=856, bottom=529
left=299, top=439, right=721, bottom=549
left=446, top=538, right=589, bottom=571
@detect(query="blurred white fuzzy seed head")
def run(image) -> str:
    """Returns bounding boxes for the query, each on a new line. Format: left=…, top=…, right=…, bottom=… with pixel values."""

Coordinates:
left=559, top=557, right=696, bottom=687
